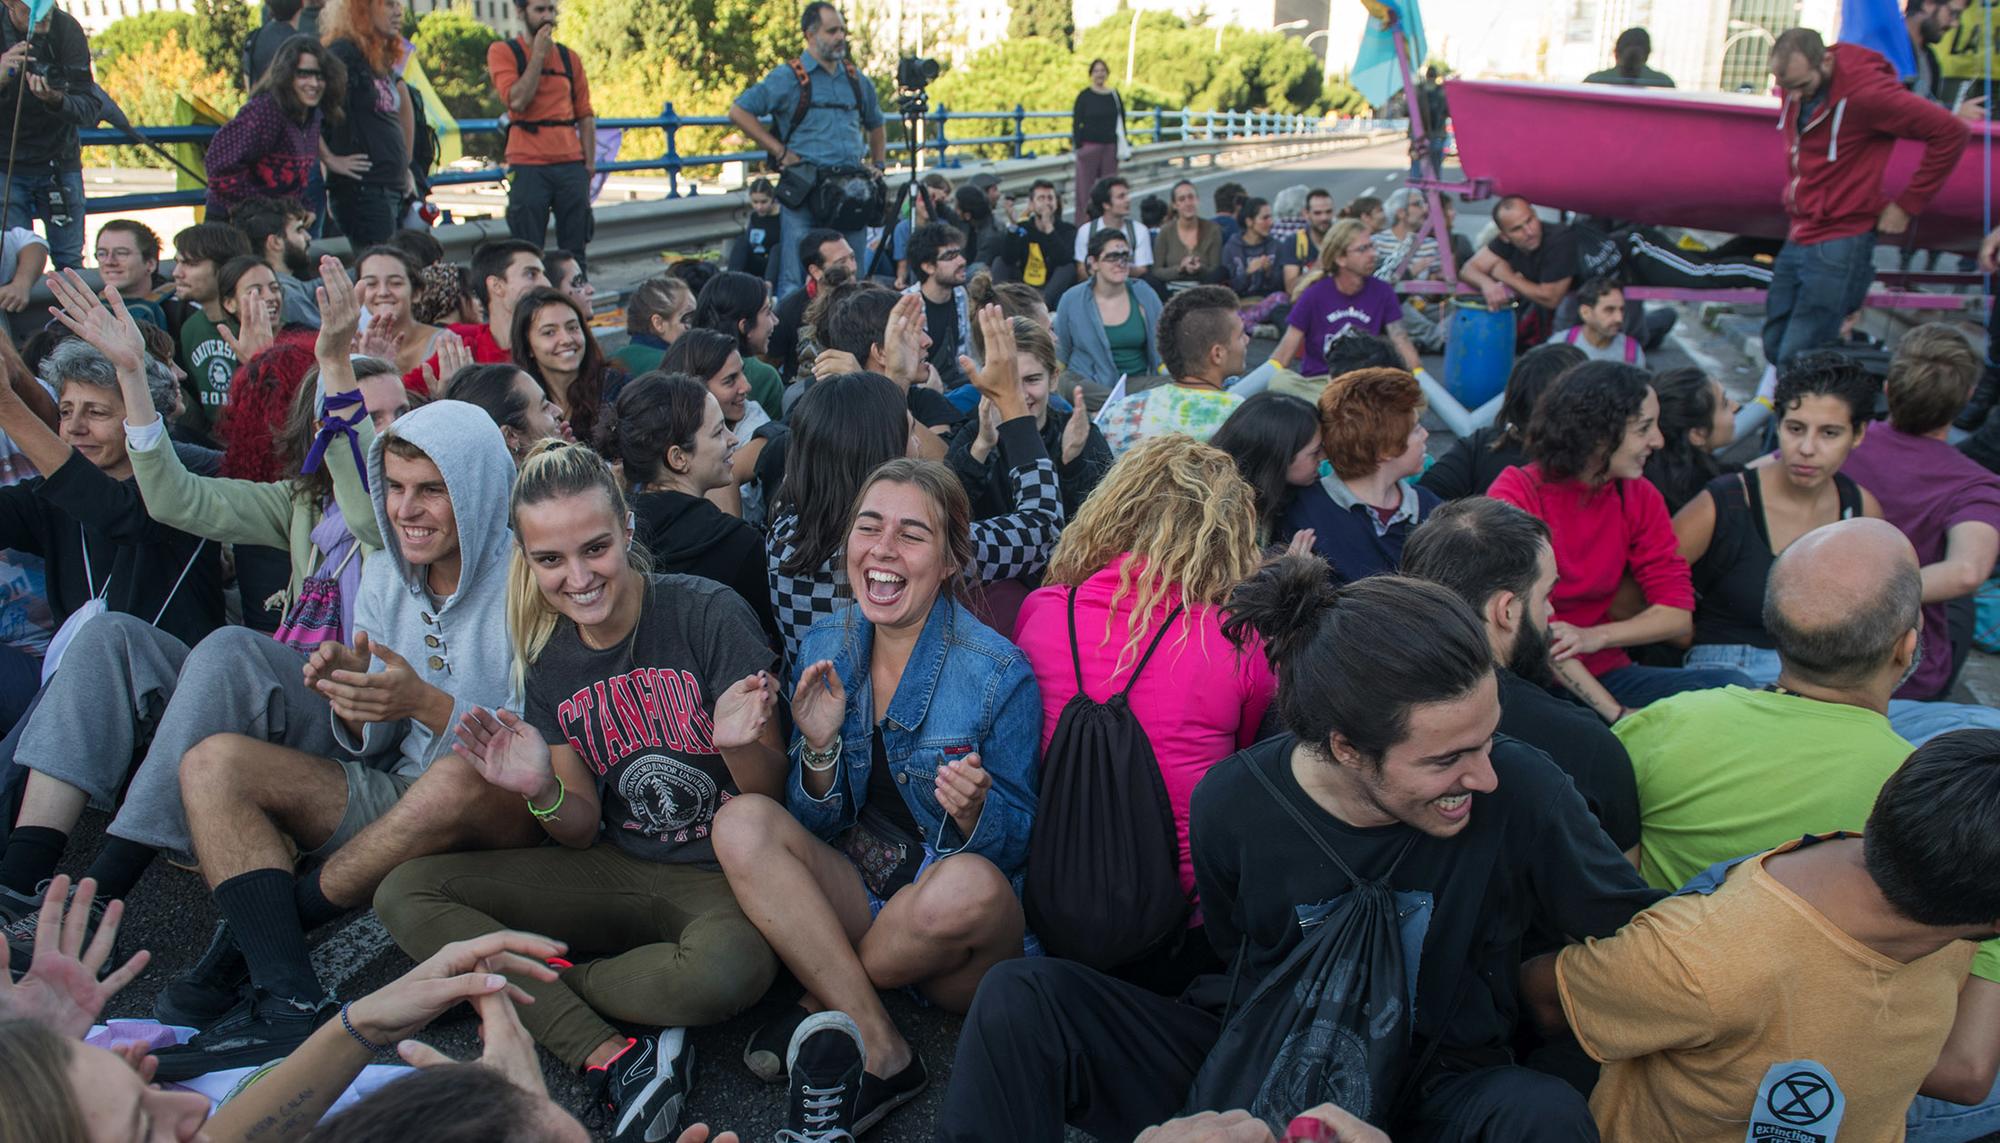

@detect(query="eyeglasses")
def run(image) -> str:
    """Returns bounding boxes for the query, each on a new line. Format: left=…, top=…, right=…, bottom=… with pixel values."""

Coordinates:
left=1097, top=251, right=1131, bottom=263
left=296, top=68, right=325, bottom=79
left=937, top=249, right=965, bottom=262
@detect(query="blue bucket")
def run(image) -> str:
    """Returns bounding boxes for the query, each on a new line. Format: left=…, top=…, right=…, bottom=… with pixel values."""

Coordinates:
left=1442, top=298, right=1516, bottom=409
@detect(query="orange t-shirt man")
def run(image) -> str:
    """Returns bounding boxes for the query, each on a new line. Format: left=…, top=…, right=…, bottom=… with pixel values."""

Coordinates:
left=487, top=35, right=594, bottom=167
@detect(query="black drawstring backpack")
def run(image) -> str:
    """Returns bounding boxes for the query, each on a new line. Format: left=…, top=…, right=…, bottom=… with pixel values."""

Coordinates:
left=1023, top=591, right=1188, bottom=969
left=1185, top=753, right=1418, bottom=1133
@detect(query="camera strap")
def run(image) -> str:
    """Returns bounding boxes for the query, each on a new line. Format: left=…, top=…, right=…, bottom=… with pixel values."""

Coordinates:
left=784, top=56, right=869, bottom=145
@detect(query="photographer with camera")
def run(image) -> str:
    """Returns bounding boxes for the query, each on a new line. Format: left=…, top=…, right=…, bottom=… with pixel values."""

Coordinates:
left=730, top=2, right=887, bottom=298
left=0, top=0, right=97, bottom=271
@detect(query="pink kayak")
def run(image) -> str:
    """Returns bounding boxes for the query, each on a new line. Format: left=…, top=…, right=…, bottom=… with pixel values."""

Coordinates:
left=1445, top=77, right=1997, bottom=254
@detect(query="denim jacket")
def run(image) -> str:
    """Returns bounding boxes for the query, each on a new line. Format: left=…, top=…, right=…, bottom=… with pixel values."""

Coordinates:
left=787, top=592, right=1042, bottom=881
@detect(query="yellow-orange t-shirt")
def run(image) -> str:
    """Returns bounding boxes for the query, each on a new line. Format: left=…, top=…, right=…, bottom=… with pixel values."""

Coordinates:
left=1556, top=838, right=1974, bottom=1143
left=487, top=37, right=593, bottom=166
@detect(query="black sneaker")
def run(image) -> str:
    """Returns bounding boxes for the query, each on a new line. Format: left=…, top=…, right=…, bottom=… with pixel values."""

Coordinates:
left=594, top=1028, right=694, bottom=1143
left=853, top=1051, right=928, bottom=1136
left=3, top=881, right=118, bottom=980
left=153, top=920, right=249, bottom=1028
left=151, top=989, right=335, bottom=1081
left=744, top=1003, right=811, bottom=1083
left=783, top=1011, right=866, bottom=1139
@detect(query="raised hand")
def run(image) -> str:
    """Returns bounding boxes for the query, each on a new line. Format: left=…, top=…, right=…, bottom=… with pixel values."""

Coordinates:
left=343, top=930, right=564, bottom=1046
left=812, top=347, right=862, bottom=381
left=881, top=293, right=927, bottom=388
left=1284, top=528, right=1317, bottom=558
left=0, top=875, right=152, bottom=1040
left=452, top=706, right=557, bottom=800
left=356, top=315, right=404, bottom=362
left=961, top=304, right=1026, bottom=420
left=220, top=292, right=275, bottom=363
left=45, top=270, right=147, bottom=376
left=433, top=328, right=473, bottom=384
left=791, top=660, right=847, bottom=753
left=1060, top=384, right=1091, bottom=464
left=712, top=670, right=779, bottom=751
left=316, top=254, right=363, bottom=365
left=933, top=751, right=990, bottom=837
left=971, top=395, right=1000, bottom=460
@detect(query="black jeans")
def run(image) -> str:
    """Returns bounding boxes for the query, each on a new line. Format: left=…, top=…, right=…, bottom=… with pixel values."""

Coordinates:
left=935, top=958, right=1601, bottom=1143
left=505, top=161, right=593, bottom=260
left=328, top=180, right=400, bottom=247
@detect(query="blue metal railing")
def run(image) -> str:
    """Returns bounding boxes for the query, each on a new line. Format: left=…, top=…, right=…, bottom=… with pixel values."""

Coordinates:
left=83, top=105, right=1399, bottom=213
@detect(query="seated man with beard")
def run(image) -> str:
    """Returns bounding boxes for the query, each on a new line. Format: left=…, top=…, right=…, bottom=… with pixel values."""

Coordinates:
left=1402, top=497, right=1640, bottom=851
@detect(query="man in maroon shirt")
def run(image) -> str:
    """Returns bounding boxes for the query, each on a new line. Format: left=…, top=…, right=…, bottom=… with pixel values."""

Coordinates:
left=1761, top=28, right=1967, bottom=369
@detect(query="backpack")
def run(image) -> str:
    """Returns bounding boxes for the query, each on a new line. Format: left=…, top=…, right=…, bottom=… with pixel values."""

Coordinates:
left=1184, top=754, right=1420, bottom=1133
left=503, top=38, right=578, bottom=140
left=1558, top=326, right=1639, bottom=364
left=1023, top=592, right=1188, bottom=970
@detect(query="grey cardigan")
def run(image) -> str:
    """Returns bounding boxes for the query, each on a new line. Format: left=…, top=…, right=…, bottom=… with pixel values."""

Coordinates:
left=1052, top=278, right=1163, bottom=388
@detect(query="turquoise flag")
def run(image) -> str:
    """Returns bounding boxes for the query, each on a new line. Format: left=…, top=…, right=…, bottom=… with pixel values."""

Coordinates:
left=1839, top=0, right=1918, bottom=80
left=1352, top=0, right=1428, bottom=109
left=26, top=0, right=52, bottom=24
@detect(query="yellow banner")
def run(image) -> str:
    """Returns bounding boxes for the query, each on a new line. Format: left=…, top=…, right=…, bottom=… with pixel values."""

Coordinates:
left=1940, top=1, right=1999, bottom=80
left=173, top=94, right=227, bottom=222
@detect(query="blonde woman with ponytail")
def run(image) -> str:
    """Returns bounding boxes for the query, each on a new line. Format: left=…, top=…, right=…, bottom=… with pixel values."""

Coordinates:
left=374, top=438, right=789, bottom=1141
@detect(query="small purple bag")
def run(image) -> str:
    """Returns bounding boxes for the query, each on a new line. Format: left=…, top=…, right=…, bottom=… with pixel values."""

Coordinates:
left=271, top=542, right=360, bottom=653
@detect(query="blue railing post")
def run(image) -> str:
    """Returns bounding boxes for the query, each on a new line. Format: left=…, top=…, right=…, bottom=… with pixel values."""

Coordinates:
left=1151, top=105, right=1163, bottom=146
left=930, top=104, right=951, bottom=167
left=660, top=101, right=683, bottom=199
left=1011, top=104, right=1026, bottom=159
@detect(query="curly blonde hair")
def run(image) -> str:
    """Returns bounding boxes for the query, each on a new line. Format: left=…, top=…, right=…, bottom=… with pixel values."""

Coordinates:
left=1045, top=434, right=1261, bottom=675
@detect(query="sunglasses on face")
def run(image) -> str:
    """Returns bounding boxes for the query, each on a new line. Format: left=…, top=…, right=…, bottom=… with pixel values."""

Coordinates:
left=296, top=68, right=325, bottom=79
left=1098, top=251, right=1131, bottom=263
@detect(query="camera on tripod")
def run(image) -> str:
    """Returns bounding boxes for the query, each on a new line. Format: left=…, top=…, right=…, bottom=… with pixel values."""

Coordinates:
left=897, top=56, right=939, bottom=92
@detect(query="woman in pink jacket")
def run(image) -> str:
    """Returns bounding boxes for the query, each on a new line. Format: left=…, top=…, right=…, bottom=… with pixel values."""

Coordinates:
left=1013, top=434, right=1277, bottom=992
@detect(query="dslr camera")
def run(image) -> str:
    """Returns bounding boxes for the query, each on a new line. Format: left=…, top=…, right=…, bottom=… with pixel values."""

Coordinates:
left=897, top=55, right=938, bottom=92
left=25, top=37, right=65, bottom=91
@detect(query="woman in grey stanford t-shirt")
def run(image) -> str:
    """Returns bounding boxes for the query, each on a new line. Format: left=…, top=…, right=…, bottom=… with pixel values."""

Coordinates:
left=374, top=440, right=789, bottom=1143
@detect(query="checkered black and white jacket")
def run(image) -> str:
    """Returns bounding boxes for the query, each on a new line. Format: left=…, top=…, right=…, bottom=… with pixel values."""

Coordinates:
left=767, top=418, right=1065, bottom=665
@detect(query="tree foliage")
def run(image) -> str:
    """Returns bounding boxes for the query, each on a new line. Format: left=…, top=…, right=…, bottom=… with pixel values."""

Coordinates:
left=97, top=27, right=242, bottom=167
left=187, top=0, right=256, bottom=90
left=1007, top=0, right=1073, bottom=51
left=1075, top=10, right=1324, bottom=115
left=412, top=6, right=503, bottom=158
left=94, top=11, right=196, bottom=64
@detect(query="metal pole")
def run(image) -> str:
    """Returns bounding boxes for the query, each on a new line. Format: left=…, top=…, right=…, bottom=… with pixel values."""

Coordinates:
left=1127, top=8, right=1140, bottom=87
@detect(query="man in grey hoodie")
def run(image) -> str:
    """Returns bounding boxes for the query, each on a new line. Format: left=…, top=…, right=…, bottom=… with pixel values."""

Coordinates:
left=156, top=398, right=529, bottom=1078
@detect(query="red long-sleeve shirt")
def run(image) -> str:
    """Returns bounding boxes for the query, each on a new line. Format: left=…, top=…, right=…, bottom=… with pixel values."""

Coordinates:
left=1778, top=42, right=1969, bottom=245
left=1488, top=463, right=1694, bottom=677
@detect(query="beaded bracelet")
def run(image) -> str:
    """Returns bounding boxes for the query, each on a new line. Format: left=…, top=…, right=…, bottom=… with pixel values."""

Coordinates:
left=526, top=775, right=566, bottom=820
left=800, top=737, right=842, bottom=773
left=340, top=1003, right=387, bottom=1054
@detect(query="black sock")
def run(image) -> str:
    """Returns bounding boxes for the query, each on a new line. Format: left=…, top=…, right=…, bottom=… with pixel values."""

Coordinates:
left=0, top=826, right=67, bottom=897
left=213, top=869, right=322, bottom=1002
left=82, top=836, right=157, bottom=903
left=292, top=866, right=346, bottom=931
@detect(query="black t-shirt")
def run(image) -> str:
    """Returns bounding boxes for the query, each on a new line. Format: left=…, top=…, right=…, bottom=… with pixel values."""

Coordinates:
left=523, top=573, right=776, bottom=864
left=1416, top=426, right=1524, bottom=502
left=1190, top=733, right=1661, bottom=1056
left=923, top=294, right=960, bottom=374
left=1493, top=669, right=1640, bottom=851
left=325, top=39, right=408, bottom=187
left=743, top=213, right=782, bottom=279
left=1487, top=222, right=1581, bottom=289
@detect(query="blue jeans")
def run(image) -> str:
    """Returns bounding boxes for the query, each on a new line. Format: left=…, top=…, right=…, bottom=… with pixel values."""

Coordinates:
left=1908, top=1073, right=2000, bottom=1143
left=1597, top=663, right=1752, bottom=709
left=0, top=166, right=84, bottom=269
left=1761, top=231, right=1877, bottom=367
left=775, top=199, right=869, bottom=299
left=1685, top=643, right=2000, bottom=744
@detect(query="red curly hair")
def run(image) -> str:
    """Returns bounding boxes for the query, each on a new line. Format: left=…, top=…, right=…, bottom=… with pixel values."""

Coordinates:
left=1318, top=366, right=1426, bottom=480
left=217, top=332, right=318, bottom=482
left=320, top=0, right=406, bottom=79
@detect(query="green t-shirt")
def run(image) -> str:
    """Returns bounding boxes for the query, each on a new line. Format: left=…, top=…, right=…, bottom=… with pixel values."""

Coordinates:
left=1617, top=684, right=2000, bottom=984
left=610, top=342, right=666, bottom=377
left=176, top=309, right=238, bottom=417
left=1105, top=288, right=1150, bottom=378
left=743, top=355, right=787, bottom=424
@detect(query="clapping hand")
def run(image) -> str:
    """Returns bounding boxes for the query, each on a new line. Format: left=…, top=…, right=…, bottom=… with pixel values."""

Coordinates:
left=712, top=671, right=780, bottom=751
left=220, top=292, right=275, bottom=362
left=971, top=395, right=1000, bottom=459
left=316, top=254, right=363, bottom=364
left=0, top=875, right=151, bottom=1040
left=792, top=660, right=847, bottom=753
left=881, top=293, right=928, bottom=387
left=933, top=752, right=990, bottom=837
left=357, top=315, right=404, bottom=363
left=452, top=706, right=556, bottom=800
left=961, top=305, right=1026, bottom=420
left=433, top=328, right=473, bottom=383
left=1060, top=384, right=1091, bottom=464
left=311, top=631, right=437, bottom=725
